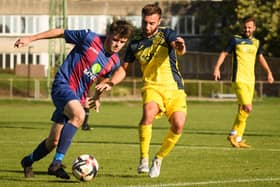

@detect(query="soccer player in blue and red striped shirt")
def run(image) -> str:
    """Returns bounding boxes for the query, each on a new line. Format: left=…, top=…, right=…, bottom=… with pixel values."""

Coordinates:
left=14, top=20, right=134, bottom=179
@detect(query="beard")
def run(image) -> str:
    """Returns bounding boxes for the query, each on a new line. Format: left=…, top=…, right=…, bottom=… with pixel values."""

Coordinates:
left=143, top=27, right=158, bottom=38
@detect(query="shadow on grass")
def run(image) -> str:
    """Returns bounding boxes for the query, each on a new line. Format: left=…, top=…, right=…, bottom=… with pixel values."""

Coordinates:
left=0, top=121, right=49, bottom=130
left=186, top=130, right=280, bottom=137
left=99, top=173, right=141, bottom=178
left=0, top=169, right=78, bottom=183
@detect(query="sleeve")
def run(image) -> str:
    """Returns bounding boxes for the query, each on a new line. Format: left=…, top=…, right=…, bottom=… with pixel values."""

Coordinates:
left=123, top=42, right=136, bottom=63
left=64, top=29, right=91, bottom=45
left=164, top=28, right=177, bottom=43
left=224, top=37, right=236, bottom=53
left=256, top=40, right=263, bottom=55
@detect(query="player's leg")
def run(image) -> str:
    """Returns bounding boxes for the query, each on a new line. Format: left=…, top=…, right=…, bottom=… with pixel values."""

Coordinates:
left=138, top=102, right=159, bottom=173
left=82, top=107, right=91, bottom=130
left=21, top=123, right=63, bottom=178
left=48, top=99, right=85, bottom=179
left=138, top=87, right=165, bottom=174
left=229, top=83, right=253, bottom=148
left=149, top=90, right=186, bottom=178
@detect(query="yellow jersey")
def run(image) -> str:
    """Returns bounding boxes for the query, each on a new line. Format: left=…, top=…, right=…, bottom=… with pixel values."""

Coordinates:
left=225, top=35, right=262, bottom=84
left=124, top=27, right=184, bottom=90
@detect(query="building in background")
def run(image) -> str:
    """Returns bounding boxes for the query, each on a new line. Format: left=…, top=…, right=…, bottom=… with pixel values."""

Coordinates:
left=0, top=0, right=195, bottom=75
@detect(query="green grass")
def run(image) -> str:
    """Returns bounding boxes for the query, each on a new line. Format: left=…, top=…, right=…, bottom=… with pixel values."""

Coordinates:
left=0, top=98, right=280, bottom=187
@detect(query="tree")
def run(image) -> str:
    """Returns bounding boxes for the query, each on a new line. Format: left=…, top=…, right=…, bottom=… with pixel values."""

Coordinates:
left=234, top=0, right=280, bottom=57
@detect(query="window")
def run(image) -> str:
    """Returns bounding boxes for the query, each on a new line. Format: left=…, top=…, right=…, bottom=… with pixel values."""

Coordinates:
left=5, top=54, right=10, bottom=68
left=0, top=54, right=2, bottom=68
left=173, top=15, right=196, bottom=36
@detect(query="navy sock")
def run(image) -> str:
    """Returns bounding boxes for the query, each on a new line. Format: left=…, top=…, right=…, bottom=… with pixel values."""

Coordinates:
left=32, top=139, right=50, bottom=161
left=52, top=123, right=77, bottom=164
left=83, top=108, right=90, bottom=125
left=24, top=139, right=50, bottom=166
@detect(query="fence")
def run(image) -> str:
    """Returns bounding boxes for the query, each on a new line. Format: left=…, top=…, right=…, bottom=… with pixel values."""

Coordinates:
left=0, top=78, right=279, bottom=100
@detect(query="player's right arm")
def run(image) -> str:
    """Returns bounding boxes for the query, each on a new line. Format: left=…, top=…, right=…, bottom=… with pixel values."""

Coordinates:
left=213, top=51, right=228, bottom=81
left=258, top=54, right=274, bottom=84
left=14, top=28, right=65, bottom=48
left=95, top=62, right=129, bottom=92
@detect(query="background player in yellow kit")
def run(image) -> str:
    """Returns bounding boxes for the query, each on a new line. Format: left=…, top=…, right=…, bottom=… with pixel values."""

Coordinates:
left=213, top=16, right=274, bottom=148
left=96, top=3, right=187, bottom=177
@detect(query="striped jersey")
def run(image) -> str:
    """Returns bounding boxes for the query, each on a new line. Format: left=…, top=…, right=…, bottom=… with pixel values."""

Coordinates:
left=124, top=27, right=184, bottom=89
left=53, top=29, right=120, bottom=102
left=225, top=35, right=262, bottom=84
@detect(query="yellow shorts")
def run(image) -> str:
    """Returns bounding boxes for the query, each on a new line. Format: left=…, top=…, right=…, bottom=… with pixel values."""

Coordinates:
left=141, top=86, right=187, bottom=119
left=232, top=82, right=254, bottom=105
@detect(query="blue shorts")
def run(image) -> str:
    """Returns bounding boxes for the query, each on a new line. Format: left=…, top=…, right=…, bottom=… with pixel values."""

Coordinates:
left=51, top=82, right=80, bottom=124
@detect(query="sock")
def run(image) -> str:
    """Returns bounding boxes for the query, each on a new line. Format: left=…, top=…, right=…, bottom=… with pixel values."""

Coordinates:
left=24, top=139, right=50, bottom=166
left=236, top=136, right=242, bottom=143
left=83, top=107, right=90, bottom=125
left=139, top=124, right=152, bottom=159
left=156, top=128, right=181, bottom=160
left=229, top=130, right=237, bottom=136
left=232, top=109, right=249, bottom=138
left=52, top=123, right=77, bottom=164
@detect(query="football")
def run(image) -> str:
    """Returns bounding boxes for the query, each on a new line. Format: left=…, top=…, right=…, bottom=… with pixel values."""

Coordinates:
left=72, top=154, right=99, bottom=181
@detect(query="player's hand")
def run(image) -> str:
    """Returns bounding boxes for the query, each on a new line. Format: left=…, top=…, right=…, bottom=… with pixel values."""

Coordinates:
left=14, top=37, right=31, bottom=48
left=267, top=73, right=274, bottom=84
left=213, top=69, right=221, bottom=81
left=174, top=37, right=186, bottom=52
left=95, top=81, right=114, bottom=92
left=89, top=97, right=101, bottom=112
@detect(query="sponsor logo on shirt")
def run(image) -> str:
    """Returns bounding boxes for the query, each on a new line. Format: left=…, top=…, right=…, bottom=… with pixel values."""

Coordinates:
left=83, top=63, right=102, bottom=80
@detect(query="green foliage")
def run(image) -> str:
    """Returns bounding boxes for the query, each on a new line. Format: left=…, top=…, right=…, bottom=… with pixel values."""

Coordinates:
left=0, top=99, right=280, bottom=186
left=195, top=0, right=280, bottom=57
left=234, top=0, right=280, bottom=56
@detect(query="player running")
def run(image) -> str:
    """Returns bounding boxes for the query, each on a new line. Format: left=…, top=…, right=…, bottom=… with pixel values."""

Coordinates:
left=15, top=20, right=134, bottom=179
left=96, top=3, right=187, bottom=178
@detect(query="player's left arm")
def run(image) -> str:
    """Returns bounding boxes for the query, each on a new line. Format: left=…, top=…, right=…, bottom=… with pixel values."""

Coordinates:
left=89, top=77, right=109, bottom=112
left=170, top=37, right=186, bottom=55
left=258, top=54, right=274, bottom=84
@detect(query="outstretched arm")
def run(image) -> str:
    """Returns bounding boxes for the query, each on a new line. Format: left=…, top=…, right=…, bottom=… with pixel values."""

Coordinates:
left=258, top=54, right=274, bottom=84
left=14, top=28, right=65, bottom=48
left=213, top=51, right=228, bottom=81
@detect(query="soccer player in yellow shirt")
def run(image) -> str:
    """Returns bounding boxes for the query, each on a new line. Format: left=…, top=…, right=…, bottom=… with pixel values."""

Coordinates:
left=96, top=3, right=187, bottom=177
left=213, top=16, right=274, bottom=148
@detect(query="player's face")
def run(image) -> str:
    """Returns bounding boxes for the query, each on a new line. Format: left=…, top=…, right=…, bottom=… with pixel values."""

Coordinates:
left=243, top=21, right=256, bottom=38
left=105, top=34, right=128, bottom=54
left=142, top=14, right=161, bottom=38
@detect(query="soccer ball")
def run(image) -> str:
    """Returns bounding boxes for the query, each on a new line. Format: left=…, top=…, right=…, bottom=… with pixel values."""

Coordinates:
left=72, top=154, right=99, bottom=181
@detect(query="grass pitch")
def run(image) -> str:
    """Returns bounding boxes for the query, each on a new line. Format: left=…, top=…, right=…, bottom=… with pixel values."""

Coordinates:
left=0, top=98, right=279, bottom=187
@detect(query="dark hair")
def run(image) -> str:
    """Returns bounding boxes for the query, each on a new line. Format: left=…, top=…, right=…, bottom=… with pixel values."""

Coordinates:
left=108, top=20, right=134, bottom=39
left=142, top=3, right=162, bottom=17
left=242, top=16, right=256, bottom=25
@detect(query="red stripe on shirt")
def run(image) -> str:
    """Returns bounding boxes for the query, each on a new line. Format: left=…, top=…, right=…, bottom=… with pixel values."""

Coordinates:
left=68, top=36, right=103, bottom=93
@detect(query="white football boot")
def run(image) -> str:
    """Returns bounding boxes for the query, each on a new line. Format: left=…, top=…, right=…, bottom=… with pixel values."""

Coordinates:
left=137, top=158, right=149, bottom=173
left=149, top=157, right=162, bottom=178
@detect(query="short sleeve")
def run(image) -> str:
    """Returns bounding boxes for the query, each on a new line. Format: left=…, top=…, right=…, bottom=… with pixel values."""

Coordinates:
left=124, top=42, right=136, bottom=63
left=64, top=29, right=92, bottom=45
left=224, top=37, right=236, bottom=53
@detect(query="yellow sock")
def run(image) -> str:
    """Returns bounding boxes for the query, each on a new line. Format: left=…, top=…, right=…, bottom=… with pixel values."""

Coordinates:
left=139, top=124, right=152, bottom=159
left=232, top=109, right=249, bottom=138
left=156, top=128, right=181, bottom=160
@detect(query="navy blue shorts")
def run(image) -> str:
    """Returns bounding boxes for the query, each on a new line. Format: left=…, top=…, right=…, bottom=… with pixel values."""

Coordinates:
left=51, top=83, right=80, bottom=124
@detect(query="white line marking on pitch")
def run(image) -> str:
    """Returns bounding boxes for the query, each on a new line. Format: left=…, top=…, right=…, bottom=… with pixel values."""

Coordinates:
left=12, top=141, right=280, bottom=152
left=126, top=177, right=280, bottom=187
